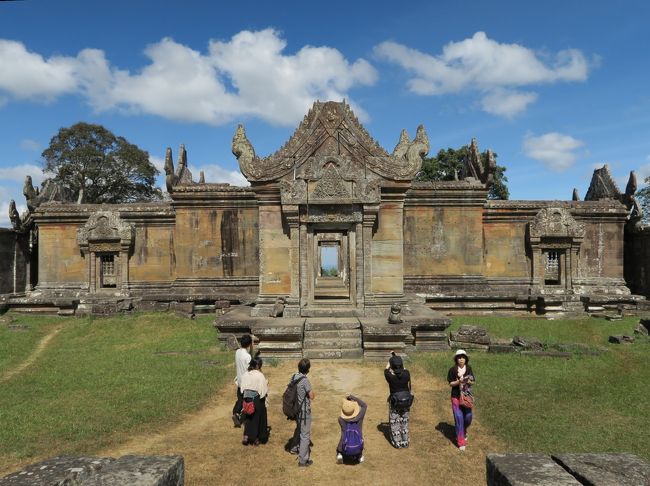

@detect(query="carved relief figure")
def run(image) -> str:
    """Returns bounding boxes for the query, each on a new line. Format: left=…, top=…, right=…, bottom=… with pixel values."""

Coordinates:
left=388, top=303, right=403, bottom=324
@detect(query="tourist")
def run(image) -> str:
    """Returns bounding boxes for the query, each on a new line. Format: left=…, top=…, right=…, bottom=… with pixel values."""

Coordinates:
left=289, top=358, right=315, bottom=467
left=447, top=349, right=475, bottom=451
left=239, top=354, right=269, bottom=445
left=336, top=395, right=367, bottom=464
left=232, top=334, right=253, bottom=427
left=384, top=352, right=412, bottom=448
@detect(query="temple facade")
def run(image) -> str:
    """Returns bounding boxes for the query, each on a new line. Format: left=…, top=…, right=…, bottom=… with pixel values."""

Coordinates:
left=1, top=101, right=648, bottom=316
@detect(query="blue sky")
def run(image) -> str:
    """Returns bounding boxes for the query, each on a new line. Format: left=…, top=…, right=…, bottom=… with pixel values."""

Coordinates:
left=1, top=0, right=649, bottom=226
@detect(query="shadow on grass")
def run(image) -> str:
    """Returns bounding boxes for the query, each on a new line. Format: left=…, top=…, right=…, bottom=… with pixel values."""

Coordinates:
left=435, top=422, right=456, bottom=445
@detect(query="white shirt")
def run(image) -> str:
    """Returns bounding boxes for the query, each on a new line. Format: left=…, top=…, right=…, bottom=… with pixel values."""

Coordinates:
left=239, top=369, right=269, bottom=398
left=234, top=348, right=251, bottom=387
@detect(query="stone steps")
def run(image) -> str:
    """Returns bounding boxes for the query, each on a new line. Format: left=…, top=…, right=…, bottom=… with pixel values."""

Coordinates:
left=302, top=317, right=363, bottom=359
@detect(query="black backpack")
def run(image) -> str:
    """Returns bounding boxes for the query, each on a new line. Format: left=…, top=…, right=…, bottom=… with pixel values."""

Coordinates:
left=282, top=375, right=306, bottom=419
left=390, top=390, right=414, bottom=412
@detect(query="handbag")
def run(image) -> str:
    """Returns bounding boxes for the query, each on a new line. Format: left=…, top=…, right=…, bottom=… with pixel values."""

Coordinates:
left=241, top=389, right=258, bottom=415
left=459, top=388, right=474, bottom=409
left=390, top=390, right=415, bottom=411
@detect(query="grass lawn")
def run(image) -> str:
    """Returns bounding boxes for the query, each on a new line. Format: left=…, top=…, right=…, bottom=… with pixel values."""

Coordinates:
left=415, top=315, right=650, bottom=460
left=0, top=312, right=230, bottom=469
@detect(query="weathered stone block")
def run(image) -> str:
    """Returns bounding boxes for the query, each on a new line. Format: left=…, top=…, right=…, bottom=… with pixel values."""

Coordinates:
left=513, top=336, right=543, bottom=351
left=170, top=302, right=195, bottom=319
left=486, top=453, right=581, bottom=486
left=0, top=456, right=113, bottom=485
left=553, top=453, right=650, bottom=486
left=81, top=455, right=184, bottom=486
left=609, top=335, right=634, bottom=344
left=489, top=344, right=517, bottom=353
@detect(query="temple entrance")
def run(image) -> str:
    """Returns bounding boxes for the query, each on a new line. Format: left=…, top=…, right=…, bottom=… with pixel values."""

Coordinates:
left=313, top=229, right=351, bottom=301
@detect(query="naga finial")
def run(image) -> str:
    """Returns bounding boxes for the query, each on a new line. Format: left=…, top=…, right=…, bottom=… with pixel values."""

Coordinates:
left=392, top=129, right=411, bottom=159
left=164, top=147, right=175, bottom=192
left=572, top=188, right=580, bottom=201
left=9, top=200, right=21, bottom=230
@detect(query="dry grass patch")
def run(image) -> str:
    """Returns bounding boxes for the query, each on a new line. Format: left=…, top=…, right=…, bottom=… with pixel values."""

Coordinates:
left=100, top=360, right=503, bottom=485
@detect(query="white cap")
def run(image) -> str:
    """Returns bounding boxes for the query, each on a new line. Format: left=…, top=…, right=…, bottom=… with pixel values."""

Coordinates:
left=454, top=349, right=468, bottom=358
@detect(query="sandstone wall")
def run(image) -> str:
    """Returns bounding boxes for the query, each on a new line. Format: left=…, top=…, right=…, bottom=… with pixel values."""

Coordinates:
left=625, top=225, right=650, bottom=297
left=38, top=223, right=86, bottom=288
left=0, top=228, right=28, bottom=294
left=372, top=199, right=404, bottom=294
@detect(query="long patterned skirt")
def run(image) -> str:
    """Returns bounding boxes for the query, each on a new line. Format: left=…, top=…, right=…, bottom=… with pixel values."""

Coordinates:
left=388, top=404, right=410, bottom=448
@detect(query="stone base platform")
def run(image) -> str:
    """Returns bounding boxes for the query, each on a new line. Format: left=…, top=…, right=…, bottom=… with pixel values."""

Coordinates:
left=215, top=304, right=451, bottom=359
left=486, top=453, right=650, bottom=486
left=0, top=455, right=184, bottom=485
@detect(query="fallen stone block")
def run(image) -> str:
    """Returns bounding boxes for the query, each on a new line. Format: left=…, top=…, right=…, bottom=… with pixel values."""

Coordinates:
left=0, top=455, right=184, bottom=486
left=0, top=456, right=114, bottom=485
left=170, top=302, right=195, bottom=319
left=634, top=322, right=649, bottom=336
left=487, top=453, right=581, bottom=485
left=488, top=344, right=517, bottom=354
left=513, top=336, right=543, bottom=351
left=609, top=335, right=634, bottom=344
left=520, top=350, right=572, bottom=359
left=553, top=453, right=650, bottom=486
left=81, top=455, right=183, bottom=486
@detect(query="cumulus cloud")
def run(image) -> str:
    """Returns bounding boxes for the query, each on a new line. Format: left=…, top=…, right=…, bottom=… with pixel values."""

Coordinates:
left=0, top=163, right=44, bottom=185
left=374, top=32, right=593, bottom=117
left=523, top=132, right=584, bottom=171
left=0, top=30, right=377, bottom=126
left=196, top=164, right=248, bottom=186
left=638, top=161, right=650, bottom=182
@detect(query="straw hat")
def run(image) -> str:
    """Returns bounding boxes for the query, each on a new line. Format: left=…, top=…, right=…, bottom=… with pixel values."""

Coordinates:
left=340, top=398, right=361, bottom=420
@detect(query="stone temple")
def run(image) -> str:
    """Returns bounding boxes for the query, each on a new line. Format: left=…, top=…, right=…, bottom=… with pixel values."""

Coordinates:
left=1, top=101, right=649, bottom=357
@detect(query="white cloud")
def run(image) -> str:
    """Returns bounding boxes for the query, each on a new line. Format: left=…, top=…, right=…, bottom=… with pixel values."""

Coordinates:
left=196, top=164, right=248, bottom=186
left=480, top=89, right=538, bottom=118
left=374, top=32, right=593, bottom=117
left=0, top=163, right=44, bottom=185
left=149, top=155, right=165, bottom=173
left=0, top=31, right=377, bottom=126
left=637, top=162, right=650, bottom=182
left=20, top=139, right=40, bottom=152
left=0, top=40, right=80, bottom=101
left=523, top=132, right=584, bottom=171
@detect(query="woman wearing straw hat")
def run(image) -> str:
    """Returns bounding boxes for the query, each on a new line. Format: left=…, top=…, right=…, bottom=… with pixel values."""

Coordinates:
left=336, top=395, right=367, bottom=464
left=384, top=352, right=412, bottom=448
left=447, top=349, right=475, bottom=452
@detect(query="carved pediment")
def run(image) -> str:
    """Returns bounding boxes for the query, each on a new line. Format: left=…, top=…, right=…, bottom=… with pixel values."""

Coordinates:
left=585, top=165, right=621, bottom=201
left=233, top=101, right=429, bottom=183
left=529, top=207, right=585, bottom=239
left=77, top=211, right=134, bottom=249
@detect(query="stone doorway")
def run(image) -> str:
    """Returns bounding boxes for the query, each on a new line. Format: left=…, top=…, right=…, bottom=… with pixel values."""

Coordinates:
left=311, top=228, right=354, bottom=303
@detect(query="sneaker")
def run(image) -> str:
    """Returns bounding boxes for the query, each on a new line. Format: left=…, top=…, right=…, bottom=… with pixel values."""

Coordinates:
left=336, top=453, right=343, bottom=464
left=289, top=448, right=299, bottom=455
left=459, top=446, right=466, bottom=452
left=298, top=460, right=313, bottom=467
left=359, top=455, right=365, bottom=463
left=232, top=414, right=241, bottom=428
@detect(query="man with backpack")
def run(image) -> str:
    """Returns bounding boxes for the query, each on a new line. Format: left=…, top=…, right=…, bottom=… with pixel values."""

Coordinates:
left=336, top=394, right=367, bottom=464
left=286, top=358, right=315, bottom=467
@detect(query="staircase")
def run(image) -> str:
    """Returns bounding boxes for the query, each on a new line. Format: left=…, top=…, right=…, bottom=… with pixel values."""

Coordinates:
left=302, top=317, right=363, bottom=359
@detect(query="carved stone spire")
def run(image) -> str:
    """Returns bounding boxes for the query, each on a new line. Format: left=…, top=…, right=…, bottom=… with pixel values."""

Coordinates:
left=174, top=144, right=193, bottom=184
left=465, top=138, right=483, bottom=180
left=572, top=188, right=580, bottom=201
left=164, top=147, right=175, bottom=192
left=23, top=175, right=37, bottom=212
left=199, top=171, right=205, bottom=183
left=391, top=129, right=411, bottom=159
left=8, top=200, right=21, bottom=230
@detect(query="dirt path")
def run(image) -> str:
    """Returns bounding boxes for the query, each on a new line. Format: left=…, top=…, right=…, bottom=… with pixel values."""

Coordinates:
left=0, top=327, right=61, bottom=383
left=101, top=360, right=503, bottom=485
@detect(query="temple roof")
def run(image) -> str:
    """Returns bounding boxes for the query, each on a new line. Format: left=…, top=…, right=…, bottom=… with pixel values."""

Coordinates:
left=232, top=100, right=429, bottom=182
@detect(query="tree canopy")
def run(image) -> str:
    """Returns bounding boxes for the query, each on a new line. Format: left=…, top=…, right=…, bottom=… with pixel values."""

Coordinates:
left=417, top=145, right=509, bottom=200
left=637, top=175, right=650, bottom=222
left=42, top=122, right=161, bottom=204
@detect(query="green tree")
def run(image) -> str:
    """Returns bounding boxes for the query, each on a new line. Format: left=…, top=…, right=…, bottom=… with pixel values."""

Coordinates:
left=637, top=175, right=650, bottom=222
left=42, top=122, right=161, bottom=204
left=417, top=145, right=509, bottom=200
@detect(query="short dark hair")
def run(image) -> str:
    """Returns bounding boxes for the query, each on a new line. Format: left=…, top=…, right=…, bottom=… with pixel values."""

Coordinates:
left=298, top=358, right=311, bottom=374
left=240, top=334, right=252, bottom=348
left=248, top=356, right=263, bottom=371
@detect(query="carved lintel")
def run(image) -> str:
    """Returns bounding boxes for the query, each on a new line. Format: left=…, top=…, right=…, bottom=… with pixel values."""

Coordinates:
left=279, top=179, right=307, bottom=205
left=77, top=211, right=134, bottom=254
left=529, top=207, right=585, bottom=241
